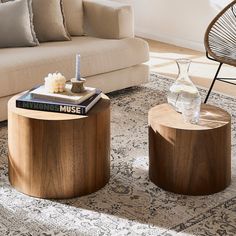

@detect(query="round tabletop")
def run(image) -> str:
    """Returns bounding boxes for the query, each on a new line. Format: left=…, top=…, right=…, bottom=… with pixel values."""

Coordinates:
left=148, top=103, right=231, bottom=131
left=8, top=92, right=110, bottom=121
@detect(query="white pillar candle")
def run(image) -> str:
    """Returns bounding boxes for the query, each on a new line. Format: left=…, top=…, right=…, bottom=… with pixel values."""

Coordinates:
left=75, top=54, right=81, bottom=81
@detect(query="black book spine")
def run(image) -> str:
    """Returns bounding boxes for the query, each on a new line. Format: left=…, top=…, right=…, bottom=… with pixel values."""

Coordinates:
left=16, top=100, right=86, bottom=115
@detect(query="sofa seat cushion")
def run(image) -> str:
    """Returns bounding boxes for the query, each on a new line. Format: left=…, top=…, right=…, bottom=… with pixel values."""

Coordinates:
left=0, top=36, right=149, bottom=97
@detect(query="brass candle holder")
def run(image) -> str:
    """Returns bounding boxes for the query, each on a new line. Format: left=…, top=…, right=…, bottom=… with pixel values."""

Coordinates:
left=71, top=78, right=86, bottom=93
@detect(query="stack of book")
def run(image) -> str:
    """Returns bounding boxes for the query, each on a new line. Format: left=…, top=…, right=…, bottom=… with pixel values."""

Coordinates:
left=16, top=84, right=102, bottom=115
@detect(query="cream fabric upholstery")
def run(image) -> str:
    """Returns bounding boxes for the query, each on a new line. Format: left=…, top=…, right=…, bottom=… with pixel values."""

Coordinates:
left=0, top=95, right=11, bottom=121
left=85, top=64, right=149, bottom=93
left=0, top=65, right=149, bottom=121
left=83, top=0, right=134, bottom=39
left=63, top=0, right=83, bottom=36
left=0, top=36, right=149, bottom=98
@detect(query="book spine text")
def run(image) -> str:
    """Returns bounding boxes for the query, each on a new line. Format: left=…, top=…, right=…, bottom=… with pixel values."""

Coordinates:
left=16, top=101, right=85, bottom=115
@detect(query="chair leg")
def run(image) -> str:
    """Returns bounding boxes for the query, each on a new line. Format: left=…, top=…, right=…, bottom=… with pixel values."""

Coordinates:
left=204, top=63, right=223, bottom=103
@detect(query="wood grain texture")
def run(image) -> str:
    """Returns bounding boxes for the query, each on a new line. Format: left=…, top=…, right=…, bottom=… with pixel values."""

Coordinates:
left=8, top=94, right=110, bottom=199
left=148, top=103, right=231, bottom=195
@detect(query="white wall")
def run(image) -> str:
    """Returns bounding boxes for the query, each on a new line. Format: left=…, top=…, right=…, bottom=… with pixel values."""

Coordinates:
left=114, top=0, right=232, bottom=51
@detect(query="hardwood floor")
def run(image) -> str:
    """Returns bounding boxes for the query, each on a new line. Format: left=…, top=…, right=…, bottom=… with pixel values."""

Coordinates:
left=145, top=39, right=236, bottom=97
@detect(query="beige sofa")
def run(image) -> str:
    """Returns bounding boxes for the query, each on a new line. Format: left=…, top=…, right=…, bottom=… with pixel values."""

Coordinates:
left=0, top=0, right=149, bottom=121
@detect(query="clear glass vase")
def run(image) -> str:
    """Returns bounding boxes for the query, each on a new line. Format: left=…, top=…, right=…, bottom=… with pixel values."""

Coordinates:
left=167, top=58, right=200, bottom=112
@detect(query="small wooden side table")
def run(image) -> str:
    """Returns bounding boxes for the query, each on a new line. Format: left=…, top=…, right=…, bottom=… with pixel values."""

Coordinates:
left=148, top=103, right=231, bottom=195
left=8, top=93, right=110, bottom=199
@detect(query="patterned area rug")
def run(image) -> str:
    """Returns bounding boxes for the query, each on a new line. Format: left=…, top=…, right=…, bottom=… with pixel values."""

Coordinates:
left=0, top=74, right=236, bottom=236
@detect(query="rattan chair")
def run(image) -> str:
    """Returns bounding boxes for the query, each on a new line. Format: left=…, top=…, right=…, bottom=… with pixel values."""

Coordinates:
left=204, top=0, right=236, bottom=103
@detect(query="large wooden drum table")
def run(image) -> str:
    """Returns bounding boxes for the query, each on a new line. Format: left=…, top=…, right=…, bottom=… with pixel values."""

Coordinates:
left=148, top=103, right=231, bottom=195
left=8, top=93, right=110, bottom=199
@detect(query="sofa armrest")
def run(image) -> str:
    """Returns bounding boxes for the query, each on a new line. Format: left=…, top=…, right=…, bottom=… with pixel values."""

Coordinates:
left=83, top=0, right=134, bottom=39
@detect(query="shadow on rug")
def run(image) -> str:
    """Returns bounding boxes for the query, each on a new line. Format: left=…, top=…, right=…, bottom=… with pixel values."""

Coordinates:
left=0, top=73, right=236, bottom=236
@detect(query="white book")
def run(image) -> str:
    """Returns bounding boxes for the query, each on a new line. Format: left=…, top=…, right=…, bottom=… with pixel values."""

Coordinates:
left=30, top=84, right=96, bottom=105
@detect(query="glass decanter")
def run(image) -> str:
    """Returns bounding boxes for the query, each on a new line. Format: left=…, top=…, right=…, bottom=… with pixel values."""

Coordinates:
left=167, top=58, right=200, bottom=112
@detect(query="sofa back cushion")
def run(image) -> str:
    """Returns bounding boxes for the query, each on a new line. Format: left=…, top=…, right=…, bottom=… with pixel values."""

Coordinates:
left=63, top=0, right=84, bottom=36
left=0, top=0, right=39, bottom=48
left=32, top=0, right=71, bottom=42
left=1, top=0, right=71, bottom=42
